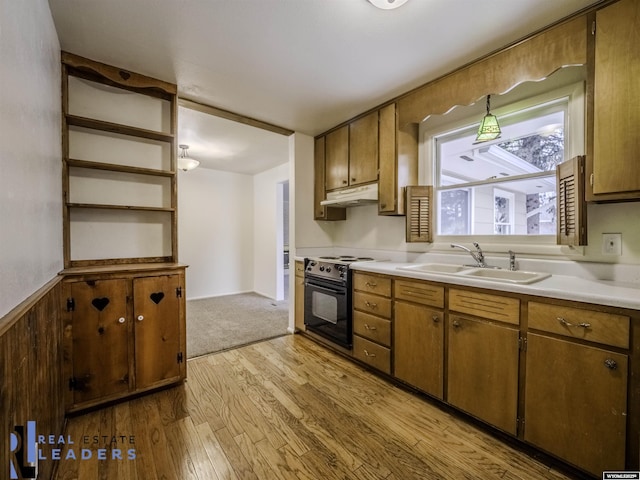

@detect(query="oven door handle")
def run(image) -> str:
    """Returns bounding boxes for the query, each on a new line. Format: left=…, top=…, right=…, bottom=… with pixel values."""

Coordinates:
left=304, top=281, right=346, bottom=295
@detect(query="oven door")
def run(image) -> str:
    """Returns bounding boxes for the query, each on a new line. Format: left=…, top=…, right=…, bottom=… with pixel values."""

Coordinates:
left=304, top=276, right=352, bottom=349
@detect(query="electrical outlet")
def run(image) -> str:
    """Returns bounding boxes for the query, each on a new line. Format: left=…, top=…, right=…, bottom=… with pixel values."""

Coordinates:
left=602, top=233, right=622, bottom=256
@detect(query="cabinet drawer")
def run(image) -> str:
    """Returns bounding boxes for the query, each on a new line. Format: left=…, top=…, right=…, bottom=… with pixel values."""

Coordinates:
left=353, top=273, right=392, bottom=297
left=528, top=302, right=630, bottom=349
left=353, top=335, right=391, bottom=374
left=353, top=311, right=391, bottom=347
left=394, top=279, right=444, bottom=308
left=353, top=291, right=392, bottom=318
left=449, top=289, right=519, bottom=325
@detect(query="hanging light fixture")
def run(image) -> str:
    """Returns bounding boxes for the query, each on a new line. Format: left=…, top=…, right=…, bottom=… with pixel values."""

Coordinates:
left=367, top=0, right=409, bottom=10
left=177, top=144, right=199, bottom=171
left=475, top=95, right=502, bottom=143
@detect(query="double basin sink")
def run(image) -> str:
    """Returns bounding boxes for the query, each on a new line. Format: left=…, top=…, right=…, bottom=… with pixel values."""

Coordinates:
left=397, top=263, right=551, bottom=284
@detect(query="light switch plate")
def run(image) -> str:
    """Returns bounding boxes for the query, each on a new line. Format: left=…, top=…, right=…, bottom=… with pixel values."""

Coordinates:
left=602, top=233, right=622, bottom=256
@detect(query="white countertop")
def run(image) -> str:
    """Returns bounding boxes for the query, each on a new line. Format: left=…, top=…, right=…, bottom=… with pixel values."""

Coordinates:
left=351, top=261, right=640, bottom=311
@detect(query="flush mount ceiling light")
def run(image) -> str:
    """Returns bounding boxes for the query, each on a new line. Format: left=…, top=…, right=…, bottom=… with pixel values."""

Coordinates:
left=177, top=144, right=200, bottom=171
left=367, top=0, right=409, bottom=10
left=475, top=95, right=502, bottom=143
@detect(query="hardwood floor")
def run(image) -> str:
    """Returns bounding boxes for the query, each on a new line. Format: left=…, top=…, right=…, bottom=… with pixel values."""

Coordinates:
left=54, top=334, right=576, bottom=480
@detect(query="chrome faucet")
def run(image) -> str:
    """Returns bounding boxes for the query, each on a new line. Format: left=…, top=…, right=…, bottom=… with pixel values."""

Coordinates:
left=451, top=242, right=486, bottom=268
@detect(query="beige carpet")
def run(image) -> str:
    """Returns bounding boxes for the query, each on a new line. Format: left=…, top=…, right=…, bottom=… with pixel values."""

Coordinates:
left=186, top=292, right=289, bottom=358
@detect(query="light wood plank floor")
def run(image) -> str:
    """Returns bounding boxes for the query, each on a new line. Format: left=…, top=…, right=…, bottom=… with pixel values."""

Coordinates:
left=54, top=334, right=580, bottom=480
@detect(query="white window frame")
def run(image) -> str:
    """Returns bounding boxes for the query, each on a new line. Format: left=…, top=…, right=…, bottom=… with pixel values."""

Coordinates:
left=418, top=80, right=585, bottom=256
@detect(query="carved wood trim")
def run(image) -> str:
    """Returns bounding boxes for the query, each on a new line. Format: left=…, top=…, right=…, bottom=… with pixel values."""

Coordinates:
left=398, top=15, right=588, bottom=126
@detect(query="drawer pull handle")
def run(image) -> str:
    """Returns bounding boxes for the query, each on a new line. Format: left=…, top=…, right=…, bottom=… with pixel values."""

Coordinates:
left=137, top=315, right=144, bottom=321
left=432, top=315, right=440, bottom=323
left=364, top=349, right=376, bottom=358
left=364, top=324, right=377, bottom=331
left=365, top=301, right=377, bottom=308
left=604, top=358, right=617, bottom=370
left=452, top=320, right=461, bottom=328
left=403, top=290, right=422, bottom=295
left=365, top=281, right=378, bottom=287
left=557, top=317, right=591, bottom=329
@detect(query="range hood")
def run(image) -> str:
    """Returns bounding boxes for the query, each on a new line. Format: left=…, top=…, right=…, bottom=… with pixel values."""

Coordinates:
left=320, top=183, right=378, bottom=207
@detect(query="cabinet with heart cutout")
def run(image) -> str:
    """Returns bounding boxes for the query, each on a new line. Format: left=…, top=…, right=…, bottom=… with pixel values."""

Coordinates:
left=61, top=264, right=186, bottom=412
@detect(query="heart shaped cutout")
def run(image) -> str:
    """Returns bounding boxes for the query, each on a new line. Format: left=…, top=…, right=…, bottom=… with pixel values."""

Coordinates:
left=150, top=292, right=165, bottom=305
left=91, top=297, right=110, bottom=312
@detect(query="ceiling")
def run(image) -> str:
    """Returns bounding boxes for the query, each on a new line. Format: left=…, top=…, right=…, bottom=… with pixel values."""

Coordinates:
left=48, top=0, right=600, bottom=174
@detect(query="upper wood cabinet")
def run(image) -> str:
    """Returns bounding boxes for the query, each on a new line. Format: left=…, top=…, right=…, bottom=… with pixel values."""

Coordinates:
left=325, top=125, right=350, bottom=191
left=348, top=111, right=379, bottom=186
left=379, top=104, right=418, bottom=216
left=587, top=0, right=640, bottom=201
left=314, top=136, right=346, bottom=221
left=325, top=112, right=379, bottom=191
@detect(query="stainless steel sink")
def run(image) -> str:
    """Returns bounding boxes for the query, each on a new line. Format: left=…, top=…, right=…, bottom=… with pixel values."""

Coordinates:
left=456, top=268, right=551, bottom=284
left=397, top=263, right=551, bottom=284
left=397, top=263, right=473, bottom=274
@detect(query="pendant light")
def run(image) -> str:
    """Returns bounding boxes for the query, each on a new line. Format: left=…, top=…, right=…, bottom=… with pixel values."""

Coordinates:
left=475, top=95, right=501, bottom=143
left=177, top=144, right=199, bottom=171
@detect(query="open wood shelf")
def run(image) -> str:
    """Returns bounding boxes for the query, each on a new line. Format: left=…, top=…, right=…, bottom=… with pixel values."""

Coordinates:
left=66, top=158, right=174, bottom=177
left=66, top=114, right=174, bottom=143
left=67, top=202, right=175, bottom=212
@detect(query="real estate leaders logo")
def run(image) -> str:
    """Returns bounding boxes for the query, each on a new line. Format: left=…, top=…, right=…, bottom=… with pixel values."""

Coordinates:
left=9, top=421, right=37, bottom=479
left=9, top=420, right=137, bottom=479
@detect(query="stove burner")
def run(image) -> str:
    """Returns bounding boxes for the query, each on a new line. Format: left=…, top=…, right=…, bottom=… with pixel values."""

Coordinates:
left=319, top=256, right=340, bottom=259
left=357, top=257, right=374, bottom=261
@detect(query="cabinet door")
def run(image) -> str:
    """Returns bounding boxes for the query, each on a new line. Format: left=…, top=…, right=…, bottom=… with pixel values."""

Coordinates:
left=133, top=275, right=182, bottom=389
left=349, top=111, right=379, bottom=186
left=524, top=333, right=627, bottom=475
left=447, top=315, right=519, bottom=434
left=325, top=126, right=349, bottom=191
left=70, top=279, right=130, bottom=404
left=378, top=103, right=397, bottom=214
left=314, top=137, right=345, bottom=221
left=592, top=0, right=640, bottom=197
left=394, top=302, right=443, bottom=399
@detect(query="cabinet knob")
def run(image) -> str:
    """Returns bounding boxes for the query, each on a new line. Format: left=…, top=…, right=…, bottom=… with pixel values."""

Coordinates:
left=432, top=315, right=440, bottom=323
left=380, top=203, right=387, bottom=210
left=351, top=178, right=356, bottom=182
left=342, top=180, right=348, bottom=184
left=118, top=317, right=125, bottom=324
left=452, top=320, right=461, bottom=328
left=137, top=315, right=144, bottom=321
left=604, top=358, right=618, bottom=370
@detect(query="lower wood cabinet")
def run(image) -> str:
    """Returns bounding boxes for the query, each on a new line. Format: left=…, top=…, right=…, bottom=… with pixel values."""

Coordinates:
left=62, top=264, right=186, bottom=412
left=524, top=333, right=628, bottom=475
left=447, top=314, right=520, bottom=435
left=394, top=301, right=444, bottom=399
left=341, top=271, right=638, bottom=475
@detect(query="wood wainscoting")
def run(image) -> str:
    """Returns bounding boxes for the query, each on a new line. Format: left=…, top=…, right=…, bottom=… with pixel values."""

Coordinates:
left=0, top=277, right=65, bottom=480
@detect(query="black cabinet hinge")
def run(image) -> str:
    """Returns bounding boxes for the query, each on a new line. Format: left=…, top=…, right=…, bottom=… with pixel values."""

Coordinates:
left=67, top=297, right=75, bottom=312
left=176, top=287, right=182, bottom=298
left=177, top=352, right=184, bottom=364
left=68, top=377, right=76, bottom=390
left=518, top=336, right=527, bottom=352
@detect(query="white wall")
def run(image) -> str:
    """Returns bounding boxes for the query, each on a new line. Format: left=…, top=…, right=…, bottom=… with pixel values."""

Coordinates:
left=253, top=162, right=289, bottom=299
left=178, top=168, right=254, bottom=299
left=0, top=0, right=62, bottom=318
